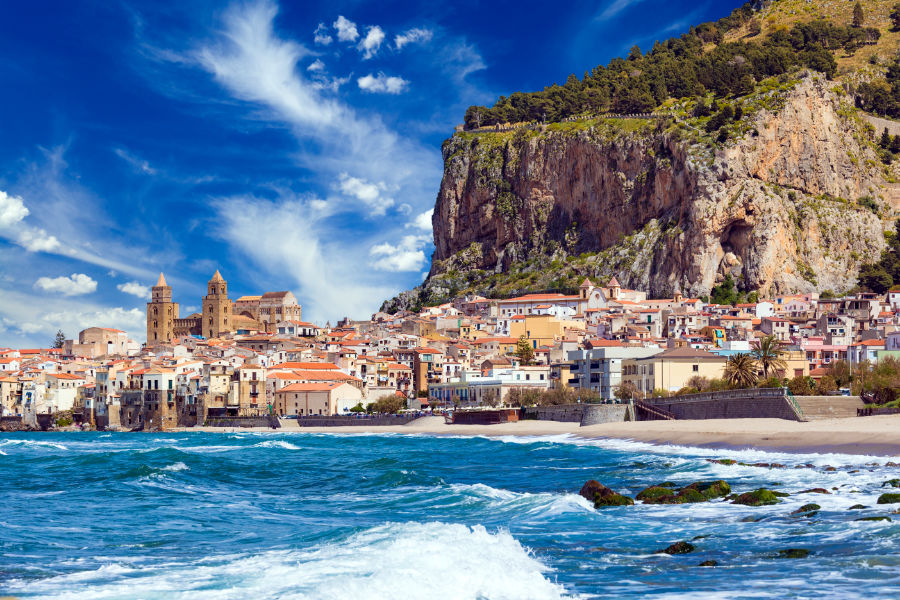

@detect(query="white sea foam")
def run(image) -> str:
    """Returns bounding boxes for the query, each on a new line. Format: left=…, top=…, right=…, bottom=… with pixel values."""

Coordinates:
left=161, top=462, right=189, bottom=472
left=0, top=448, right=6, bottom=455
left=0, top=439, right=68, bottom=451
left=252, top=440, right=302, bottom=450
left=6, top=522, right=576, bottom=600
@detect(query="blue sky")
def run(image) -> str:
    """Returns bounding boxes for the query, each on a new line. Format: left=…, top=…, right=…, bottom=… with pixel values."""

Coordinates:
left=0, top=0, right=742, bottom=347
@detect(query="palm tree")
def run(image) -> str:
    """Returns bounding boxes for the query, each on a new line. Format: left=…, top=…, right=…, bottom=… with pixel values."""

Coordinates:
left=724, top=353, right=758, bottom=389
left=752, top=335, right=787, bottom=379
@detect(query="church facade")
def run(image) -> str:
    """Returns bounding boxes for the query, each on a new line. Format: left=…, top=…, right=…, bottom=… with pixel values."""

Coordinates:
left=146, top=271, right=301, bottom=344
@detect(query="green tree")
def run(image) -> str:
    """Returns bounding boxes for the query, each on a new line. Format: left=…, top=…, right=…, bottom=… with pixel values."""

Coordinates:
left=52, top=330, right=66, bottom=349
left=372, top=394, right=406, bottom=414
left=514, top=335, right=536, bottom=365
left=891, top=3, right=900, bottom=30
left=852, top=2, right=865, bottom=28
left=349, top=402, right=365, bottom=413
left=858, top=263, right=893, bottom=293
left=752, top=335, right=787, bottom=379
left=710, top=274, right=739, bottom=305
left=815, top=375, right=838, bottom=395
left=724, top=353, right=758, bottom=388
left=482, top=389, right=501, bottom=408
left=787, top=375, right=815, bottom=396
left=614, top=381, right=641, bottom=401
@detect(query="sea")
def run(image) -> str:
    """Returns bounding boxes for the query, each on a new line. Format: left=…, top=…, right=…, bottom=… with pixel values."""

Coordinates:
left=1, top=431, right=899, bottom=599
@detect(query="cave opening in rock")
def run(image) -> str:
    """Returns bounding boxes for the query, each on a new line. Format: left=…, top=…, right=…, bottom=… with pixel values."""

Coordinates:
left=721, top=219, right=754, bottom=256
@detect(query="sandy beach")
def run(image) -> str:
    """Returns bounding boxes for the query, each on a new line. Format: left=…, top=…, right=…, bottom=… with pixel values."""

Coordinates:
left=179, top=414, right=900, bottom=457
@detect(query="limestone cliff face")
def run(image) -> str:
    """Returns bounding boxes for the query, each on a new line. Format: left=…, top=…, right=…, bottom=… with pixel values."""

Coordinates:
left=428, top=72, right=894, bottom=300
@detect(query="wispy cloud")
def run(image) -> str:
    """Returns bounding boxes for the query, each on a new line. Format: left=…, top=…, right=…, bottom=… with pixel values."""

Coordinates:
left=333, top=15, right=358, bottom=42
left=596, top=0, right=649, bottom=21
left=395, top=27, right=433, bottom=50
left=113, top=147, right=157, bottom=175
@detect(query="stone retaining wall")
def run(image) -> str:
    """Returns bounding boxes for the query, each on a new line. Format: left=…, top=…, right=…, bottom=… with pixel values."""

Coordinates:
left=644, top=389, right=801, bottom=421
left=523, top=404, right=630, bottom=425
left=290, top=415, right=420, bottom=427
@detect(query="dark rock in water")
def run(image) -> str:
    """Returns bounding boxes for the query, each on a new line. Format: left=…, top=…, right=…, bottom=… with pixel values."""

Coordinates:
left=636, top=486, right=676, bottom=503
left=772, top=491, right=791, bottom=498
left=777, top=549, right=810, bottom=559
left=876, top=493, right=900, bottom=504
left=698, top=560, right=718, bottom=567
left=681, top=480, right=732, bottom=500
left=824, top=466, right=837, bottom=472
left=579, top=480, right=634, bottom=508
left=656, top=541, right=695, bottom=555
left=886, top=462, right=900, bottom=467
left=882, top=479, right=900, bottom=488
left=793, top=503, right=821, bottom=514
left=798, top=488, right=831, bottom=494
left=732, top=488, right=781, bottom=506
left=848, top=504, right=867, bottom=510
left=692, top=535, right=710, bottom=541
left=856, top=516, right=892, bottom=522
left=673, top=488, right=707, bottom=504
left=657, top=481, right=677, bottom=488
left=741, top=516, right=763, bottom=522
left=707, top=458, right=736, bottom=466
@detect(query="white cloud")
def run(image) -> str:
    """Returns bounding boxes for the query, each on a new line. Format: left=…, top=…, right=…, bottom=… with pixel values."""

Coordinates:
left=596, top=0, right=648, bottom=21
left=394, top=27, right=433, bottom=49
left=0, top=190, right=29, bottom=228
left=412, top=208, right=434, bottom=232
left=117, top=281, right=151, bottom=299
left=17, top=229, right=62, bottom=253
left=213, top=193, right=397, bottom=321
left=337, top=172, right=394, bottom=215
left=313, top=22, right=332, bottom=45
left=113, top=148, right=157, bottom=175
left=359, top=25, right=385, bottom=59
left=369, top=235, right=429, bottom=272
left=333, top=15, right=358, bottom=42
left=34, top=273, right=98, bottom=297
left=0, top=286, right=145, bottom=344
left=307, top=58, right=325, bottom=71
left=357, top=72, right=409, bottom=94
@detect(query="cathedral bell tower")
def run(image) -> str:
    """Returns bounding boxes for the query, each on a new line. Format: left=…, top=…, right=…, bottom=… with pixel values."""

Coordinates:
left=202, top=270, right=231, bottom=339
left=147, top=273, right=179, bottom=344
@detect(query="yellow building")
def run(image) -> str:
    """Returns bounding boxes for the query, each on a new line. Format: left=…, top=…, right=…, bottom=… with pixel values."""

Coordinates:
left=509, top=314, right=583, bottom=348
left=622, top=347, right=726, bottom=395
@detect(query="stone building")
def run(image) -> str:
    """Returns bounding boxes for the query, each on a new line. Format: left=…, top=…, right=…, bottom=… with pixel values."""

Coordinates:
left=147, top=273, right=179, bottom=344
left=202, top=270, right=231, bottom=339
left=145, top=270, right=302, bottom=343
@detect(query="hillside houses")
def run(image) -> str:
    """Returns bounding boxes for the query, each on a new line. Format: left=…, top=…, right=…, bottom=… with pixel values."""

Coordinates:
left=4, top=278, right=900, bottom=429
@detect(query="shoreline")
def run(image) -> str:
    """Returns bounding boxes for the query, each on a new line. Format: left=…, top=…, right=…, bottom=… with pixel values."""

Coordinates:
left=168, top=415, right=900, bottom=458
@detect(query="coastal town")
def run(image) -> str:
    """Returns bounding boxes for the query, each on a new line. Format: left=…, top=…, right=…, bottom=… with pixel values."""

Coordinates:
left=0, top=269, right=896, bottom=431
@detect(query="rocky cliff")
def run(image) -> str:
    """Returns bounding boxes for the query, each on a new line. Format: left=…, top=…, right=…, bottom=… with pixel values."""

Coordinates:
left=383, top=71, right=898, bottom=312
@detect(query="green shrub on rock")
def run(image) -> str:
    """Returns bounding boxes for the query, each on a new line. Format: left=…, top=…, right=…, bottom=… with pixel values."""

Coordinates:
left=848, top=504, right=868, bottom=510
left=793, top=503, right=821, bottom=514
left=682, top=480, right=732, bottom=500
left=732, top=488, right=782, bottom=506
left=578, top=480, right=635, bottom=508
left=636, top=486, right=677, bottom=503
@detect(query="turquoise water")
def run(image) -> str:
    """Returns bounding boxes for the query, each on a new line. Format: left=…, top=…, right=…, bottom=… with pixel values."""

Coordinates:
left=1, top=432, right=900, bottom=599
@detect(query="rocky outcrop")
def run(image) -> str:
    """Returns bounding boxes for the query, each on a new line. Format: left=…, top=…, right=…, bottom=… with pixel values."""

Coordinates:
left=422, top=71, right=895, bottom=301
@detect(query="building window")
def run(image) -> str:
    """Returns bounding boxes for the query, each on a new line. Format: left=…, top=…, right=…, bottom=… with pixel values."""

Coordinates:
left=692, top=364, right=699, bottom=372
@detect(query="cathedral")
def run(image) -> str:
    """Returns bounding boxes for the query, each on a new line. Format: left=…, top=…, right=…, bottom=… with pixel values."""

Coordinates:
left=146, top=271, right=301, bottom=344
